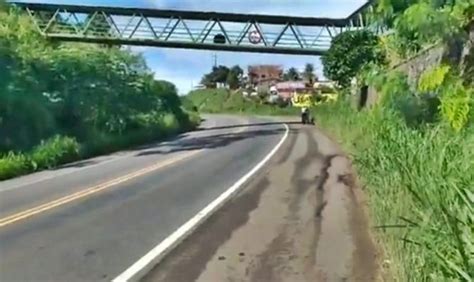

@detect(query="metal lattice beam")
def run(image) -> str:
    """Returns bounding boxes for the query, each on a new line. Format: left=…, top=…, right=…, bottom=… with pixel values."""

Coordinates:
left=11, top=2, right=376, bottom=56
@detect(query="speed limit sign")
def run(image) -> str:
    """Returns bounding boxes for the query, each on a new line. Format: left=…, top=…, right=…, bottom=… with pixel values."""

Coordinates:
left=248, top=30, right=262, bottom=44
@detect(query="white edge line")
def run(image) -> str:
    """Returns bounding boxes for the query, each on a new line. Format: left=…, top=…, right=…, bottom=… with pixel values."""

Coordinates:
left=112, top=123, right=289, bottom=282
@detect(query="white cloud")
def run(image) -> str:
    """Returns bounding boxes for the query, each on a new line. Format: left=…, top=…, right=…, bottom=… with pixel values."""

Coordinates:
left=153, top=69, right=197, bottom=95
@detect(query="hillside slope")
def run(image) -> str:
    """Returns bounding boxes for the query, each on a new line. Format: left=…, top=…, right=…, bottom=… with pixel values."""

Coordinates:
left=184, top=89, right=299, bottom=116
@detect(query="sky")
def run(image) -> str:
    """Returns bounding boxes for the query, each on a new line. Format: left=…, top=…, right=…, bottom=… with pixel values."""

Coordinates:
left=15, top=0, right=366, bottom=94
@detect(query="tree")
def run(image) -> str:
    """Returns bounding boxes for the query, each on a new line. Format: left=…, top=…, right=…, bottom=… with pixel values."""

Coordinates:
left=374, top=0, right=462, bottom=29
left=374, top=0, right=419, bottom=28
left=200, top=65, right=231, bottom=88
left=212, top=66, right=230, bottom=85
left=227, top=65, right=243, bottom=89
left=201, top=73, right=216, bottom=88
left=0, top=9, right=192, bottom=152
left=321, top=30, right=386, bottom=87
left=303, top=63, right=316, bottom=84
left=284, top=67, right=300, bottom=81
left=230, top=65, right=243, bottom=79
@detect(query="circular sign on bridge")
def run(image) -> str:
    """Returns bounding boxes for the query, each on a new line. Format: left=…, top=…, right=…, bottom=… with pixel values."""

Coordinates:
left=248, top=30, right=262, bottom=44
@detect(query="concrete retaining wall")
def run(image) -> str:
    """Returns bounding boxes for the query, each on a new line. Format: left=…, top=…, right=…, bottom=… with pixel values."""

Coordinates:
left=358, top=22, right=473, bottom=108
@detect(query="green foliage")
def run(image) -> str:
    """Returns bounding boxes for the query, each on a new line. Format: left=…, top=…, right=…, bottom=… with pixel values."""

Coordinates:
left=378, top=0, right=470, bottom=57
left=416, top=65, right=472, bottom=132
left=187, top=89, right=230, bottom=113
left=318, top=85, right=335, bottom=94
left=0, top=136, right=80, bottom=180
left=318, top=1, right=474, bottom=280
left=0, top=8, right=199, bottom=179
left=0, top=153, right=32, bottom=181
left=374, top=0, right=418, bottom=28
left=439, top=79, right=472, bottom=132
left=303, top=63, right=316, bottom=83
left=283, top=67, right=300, bottom=81
left=160, top=113, right=180, bottom=134
left=201, top=65, right=243, bottom=89
left=314, top=99, right=474, bottom=281
left=322, top=30, right=386, bottom=87
left=180, top=96, right=198, bottom=112
left=186, top=89, right=299, bottom=116
left=418, top=65, right=451, bottom=93
left=370, top=70, right=440, bottom=126
left=226, top=66, right=242, bottom=89
left=0, top=0, right=6, bottom=11
left=393, top=2, right=463, bottom=56
left=30, top=136, right=80, bottom=169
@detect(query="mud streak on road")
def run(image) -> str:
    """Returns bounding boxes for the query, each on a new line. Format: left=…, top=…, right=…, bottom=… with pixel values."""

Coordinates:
left=143, top=123, right=378, bottom=282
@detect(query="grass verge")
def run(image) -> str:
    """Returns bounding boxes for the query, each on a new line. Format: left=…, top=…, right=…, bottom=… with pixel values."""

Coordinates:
left=314, top=99, right=473, bottom=281
left=0, top=114, right=200, bottom=181
left=184, top=89, right=300, bottom=116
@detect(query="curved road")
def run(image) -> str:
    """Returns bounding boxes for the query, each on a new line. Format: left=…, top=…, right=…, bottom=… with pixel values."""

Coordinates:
left=0, top=116, right=286, bottom=282
left=0, top=115, right=378, bottom=282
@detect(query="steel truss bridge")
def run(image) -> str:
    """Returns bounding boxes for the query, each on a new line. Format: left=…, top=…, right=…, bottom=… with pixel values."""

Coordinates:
left=11, top=2, right=377, bottom=55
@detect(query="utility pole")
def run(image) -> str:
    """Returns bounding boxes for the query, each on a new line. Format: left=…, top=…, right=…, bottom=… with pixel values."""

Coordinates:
left=213, top=53, right=217, bottom=68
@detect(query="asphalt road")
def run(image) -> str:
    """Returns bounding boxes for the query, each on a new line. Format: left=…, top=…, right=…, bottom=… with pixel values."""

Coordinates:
left=144, top=120, right=378, bottom=282
left=0, top=115, right=288, bottom=282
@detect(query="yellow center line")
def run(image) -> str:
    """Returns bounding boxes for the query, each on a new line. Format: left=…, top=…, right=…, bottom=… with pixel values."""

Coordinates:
left=0, top=150, right=202, bottom=228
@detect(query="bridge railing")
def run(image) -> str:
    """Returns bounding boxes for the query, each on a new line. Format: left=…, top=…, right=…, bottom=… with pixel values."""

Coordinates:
left=11, top=2, right=377, bottom=55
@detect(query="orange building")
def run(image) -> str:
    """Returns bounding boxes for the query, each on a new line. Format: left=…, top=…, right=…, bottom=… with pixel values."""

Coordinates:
left=248, top=65, right=283, bottom=86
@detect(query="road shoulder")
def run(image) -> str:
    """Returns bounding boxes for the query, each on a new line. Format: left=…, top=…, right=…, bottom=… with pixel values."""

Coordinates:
left=143, top=124, right=379, bottom=282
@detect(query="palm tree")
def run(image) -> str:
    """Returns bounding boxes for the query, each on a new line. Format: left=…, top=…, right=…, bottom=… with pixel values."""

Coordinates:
left=284, top=67, right=300, bottom=81
left=303, top=63, right=316, bottom=84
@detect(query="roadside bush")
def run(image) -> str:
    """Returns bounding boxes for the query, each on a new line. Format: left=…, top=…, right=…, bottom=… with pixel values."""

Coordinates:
left=321, top=30, right=386, bottom=87
left=181, top=96, right=198, bottom=112
left=315, top=97, right=474, bottom=281
left=0, top=153, right=31, bottom=181
left=30, top=136, right=80, bottom=169
left=160, top=113, right=180, bottom=134
left=187, top=111, right=201, bottom=127
left=0, top=7, right=200, bottom=180
left=0, top=136, right=81, bottom=180
left=316, top=1, right=473, bottom=280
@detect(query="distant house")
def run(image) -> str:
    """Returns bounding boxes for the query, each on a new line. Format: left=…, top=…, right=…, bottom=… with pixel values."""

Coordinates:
left=275, top=81, right=307, bottom=100
left=248, top=65, right=283, bottom=86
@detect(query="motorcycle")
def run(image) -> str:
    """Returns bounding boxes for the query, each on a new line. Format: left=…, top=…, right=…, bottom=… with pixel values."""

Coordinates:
left=301, top=110, right=315, bottom=125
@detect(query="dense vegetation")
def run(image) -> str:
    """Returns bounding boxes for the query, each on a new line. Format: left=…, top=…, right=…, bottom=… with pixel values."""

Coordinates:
left=0, top=6, right=199, bottom=180
left=199, top=63, right=317, bottom=90
left=189, top=62, right=320, bottom=115
left=200, top=65, right=244, bottom=89
left=318, top=0, right=473, bottom=280
left=321, top=30, right=386, bottom=87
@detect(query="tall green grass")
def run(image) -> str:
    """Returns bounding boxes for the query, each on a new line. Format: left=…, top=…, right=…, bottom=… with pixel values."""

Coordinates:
left=186, top=89, right=299, bottom=116
left=314, top=99, right=473, bottom=281
left=0, top=136, right=80, bottom=180
left=0, top=112, right=200, bottom=181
